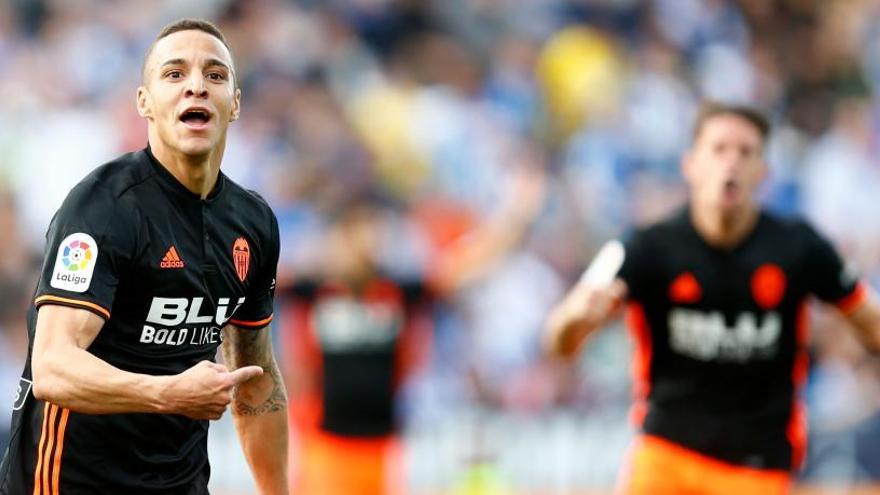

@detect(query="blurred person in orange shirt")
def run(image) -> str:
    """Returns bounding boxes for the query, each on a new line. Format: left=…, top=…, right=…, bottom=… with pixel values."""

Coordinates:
left=281, top=163, right=546, bottom=495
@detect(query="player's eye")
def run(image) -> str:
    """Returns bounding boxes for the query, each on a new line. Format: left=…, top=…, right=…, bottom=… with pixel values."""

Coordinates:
left=165, top=70, right=184, bottom=79
left=207, top=72, right=226, bottom=81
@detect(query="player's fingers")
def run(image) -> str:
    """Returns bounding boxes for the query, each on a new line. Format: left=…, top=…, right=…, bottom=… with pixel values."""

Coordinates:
left=205, top=409, right=223, bottom=421
left=200, top=402, right=226, bottom=419
left=205, top=361, right=228, bottom=373
left=193, top=360, right=227, bottom=374
left=213, top=403, right=228, bottom=419
left=227, top=365, right=264, bottom=385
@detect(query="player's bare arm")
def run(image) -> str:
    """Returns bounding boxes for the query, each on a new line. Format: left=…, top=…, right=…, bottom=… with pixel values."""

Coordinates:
left=32, top=305, right=260, bottom=418
left=222, top=325, right=287, bottom=415
left=222, top=324, right=288, bottom=495
left=544, top=278, right=628, bottom=359
left=430, top=161, right=547, bottom=294
left=544, top=240, right=629, bottom=359
left=841, top=290, right=880, bottom=352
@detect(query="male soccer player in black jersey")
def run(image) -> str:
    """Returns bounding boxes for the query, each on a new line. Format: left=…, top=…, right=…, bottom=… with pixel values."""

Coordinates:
left=545, top=102, right=880, bottom=495
left=0, top=19, right=288, bottom=495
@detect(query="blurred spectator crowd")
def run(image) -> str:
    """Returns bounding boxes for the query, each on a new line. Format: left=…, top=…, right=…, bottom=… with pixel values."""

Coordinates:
left=3, top=0, right=880, bottom=491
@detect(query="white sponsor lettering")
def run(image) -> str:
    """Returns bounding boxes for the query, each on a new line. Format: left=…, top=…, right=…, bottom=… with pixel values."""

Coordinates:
left=668, top=308, right=781, bottom=362
left=215, top=298, right=244, bottom=324
left=139, top=325, right=190, bottom=345
left=313, top=297, right=402, bottom=352
left=140, top=325, right=155, bottom=342
left=139, top=324, right=219, bottom=346
left=187, top=297, right=214, bottom=324
left=146, top=297, right=188, bottom=326
left=139, top=296, right=245, bottom=347
left=146, top=297, right=245, bottom=327
left=189, top=326, right=223, bottom=345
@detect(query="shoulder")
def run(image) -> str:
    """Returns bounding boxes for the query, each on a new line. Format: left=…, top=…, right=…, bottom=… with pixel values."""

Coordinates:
left=758, top=210, right=825, bottom=246
left=221, top=177, right=278, bottom=243
left=78, top=150, right=154, bottom=199
left=223, top=178, right=276, bottom=220
left=625, top=207, right=688, bottom=250
left=59, top=150, right=152, bottom=220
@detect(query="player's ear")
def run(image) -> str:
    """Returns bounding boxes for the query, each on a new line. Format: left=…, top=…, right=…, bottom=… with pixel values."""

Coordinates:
left=230, top=87, right=241, bottom=122
left=136, top=86, right=152, bottom=120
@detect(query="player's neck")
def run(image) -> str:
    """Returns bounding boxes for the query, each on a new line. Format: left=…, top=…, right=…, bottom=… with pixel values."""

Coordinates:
left=690, top=202, right=760, bottom=249
left=148, top=137, right=223, bottom=200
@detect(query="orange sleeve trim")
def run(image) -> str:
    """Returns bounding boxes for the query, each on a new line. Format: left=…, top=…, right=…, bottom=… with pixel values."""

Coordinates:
left=34, top=295, right=111, bottom=320
left=229, top=315, right=273, bottom=329
left=836, top=282, right=868, bottom=315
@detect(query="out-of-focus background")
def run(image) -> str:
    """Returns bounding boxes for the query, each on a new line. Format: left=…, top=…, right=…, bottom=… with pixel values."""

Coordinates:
left=3, top=0, right=880, bottom=493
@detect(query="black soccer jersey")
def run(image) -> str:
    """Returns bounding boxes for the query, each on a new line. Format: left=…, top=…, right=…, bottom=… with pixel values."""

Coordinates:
left=616, top=206, right=866, bottom=471
left=284, top=278, right=432, bottom=437
left=0, top=148, right=279, bottom=495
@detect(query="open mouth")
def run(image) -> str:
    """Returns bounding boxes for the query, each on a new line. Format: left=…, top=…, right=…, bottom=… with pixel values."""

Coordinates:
left=723, top=178, right=740, bottom=196
left=179, top=108, right=212, bottom=127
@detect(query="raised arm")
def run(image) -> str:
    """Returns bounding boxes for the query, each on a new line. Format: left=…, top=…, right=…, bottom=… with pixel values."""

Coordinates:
left=840, top=286, right=880, bottom=353
left=32, top=304, right=258, bottom=418
left=222, top=324, right=288, bottom=495
left=429, top=161, right=547, bottom=294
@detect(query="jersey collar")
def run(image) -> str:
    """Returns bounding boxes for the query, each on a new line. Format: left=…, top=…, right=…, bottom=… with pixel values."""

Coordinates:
left=682, top=204, right=766, bottom=254
left=143, top=147, right=226, bottom=202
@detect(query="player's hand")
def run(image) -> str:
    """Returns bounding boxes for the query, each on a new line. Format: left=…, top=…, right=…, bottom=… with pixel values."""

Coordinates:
left=161, top=361, right=263, bottom=420
left=572, top=279, right=627, bottom=327
left=546, top=279, right=627, bottom=357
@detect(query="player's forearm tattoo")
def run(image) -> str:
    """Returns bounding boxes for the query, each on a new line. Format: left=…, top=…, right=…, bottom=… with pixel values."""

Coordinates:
left=233, top=364, right=286, bottom=416
left=224, top=329, right=288, bottom=416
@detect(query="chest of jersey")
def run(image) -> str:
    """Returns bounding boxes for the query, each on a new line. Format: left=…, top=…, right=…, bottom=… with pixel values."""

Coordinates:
left=307, top=282, right=408, bottom=356
left=105, top=197, right=262, bottom=361
left=644, top=237, right=808, bottom=364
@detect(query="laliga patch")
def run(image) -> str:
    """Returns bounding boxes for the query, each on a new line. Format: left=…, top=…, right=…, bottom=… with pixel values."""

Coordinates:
left=13, top=377, right=32, bottom=411
left=51, top=232, right=98, bottom=293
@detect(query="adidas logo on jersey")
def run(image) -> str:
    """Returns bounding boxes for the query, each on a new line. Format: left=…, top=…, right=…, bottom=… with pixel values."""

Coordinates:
left=160, top=246, right=185, bottom=269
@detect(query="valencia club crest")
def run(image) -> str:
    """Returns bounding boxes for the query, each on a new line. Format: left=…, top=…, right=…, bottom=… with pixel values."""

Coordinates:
left=233, top=237, right=250, bottom=282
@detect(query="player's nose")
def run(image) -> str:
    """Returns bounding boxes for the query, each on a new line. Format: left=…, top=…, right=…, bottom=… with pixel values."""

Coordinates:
left=184, top=73, right=208, bottom=98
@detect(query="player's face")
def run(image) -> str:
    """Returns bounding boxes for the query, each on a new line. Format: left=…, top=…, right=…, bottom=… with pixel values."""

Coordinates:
left=683, top=114, right=766, bottom=214
left=137, top=30, right=241, bottom=157
left=325, top=208, right=383, bottom=282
